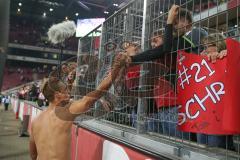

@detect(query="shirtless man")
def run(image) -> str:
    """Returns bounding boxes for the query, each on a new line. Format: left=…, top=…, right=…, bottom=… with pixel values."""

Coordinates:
left=29, top=54, right=130, bottom=160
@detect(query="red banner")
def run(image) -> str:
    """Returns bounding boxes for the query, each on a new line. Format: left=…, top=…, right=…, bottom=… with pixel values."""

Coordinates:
left=228, top=0, right=240, bottom=9
left=94, top=36, right=100, bottom=50
left=125, top=65, right=140, bottom=89
left=177, top=38, right=240, bottom=134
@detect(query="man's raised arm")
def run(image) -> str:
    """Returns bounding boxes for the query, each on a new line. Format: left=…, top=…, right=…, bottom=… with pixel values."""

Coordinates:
left=68, top=54, right=130, bottom=114
left=130, top=5, right=179, bottom=63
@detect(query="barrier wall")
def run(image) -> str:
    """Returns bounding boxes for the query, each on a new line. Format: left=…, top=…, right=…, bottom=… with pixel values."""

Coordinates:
left=71, top=125, right=158, bottom=160
left=10, top=98, right=158, bottom=160
left=11, top=97, right=19, bottom=114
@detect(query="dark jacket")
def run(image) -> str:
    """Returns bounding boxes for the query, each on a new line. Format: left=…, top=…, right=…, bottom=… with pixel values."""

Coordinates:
left=132, top=24, right=208, bottom=63
left=131, top=24, right=208, bottom=85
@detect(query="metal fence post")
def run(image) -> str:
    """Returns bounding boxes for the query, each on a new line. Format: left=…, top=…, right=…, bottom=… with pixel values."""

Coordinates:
left=74, top=39, right=82, bottom=100
left=136, top=0, right=151, bottom=134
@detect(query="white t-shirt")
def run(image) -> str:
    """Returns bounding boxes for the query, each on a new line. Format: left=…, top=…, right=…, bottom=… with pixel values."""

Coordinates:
left=4, top=98, right=10, bottom=104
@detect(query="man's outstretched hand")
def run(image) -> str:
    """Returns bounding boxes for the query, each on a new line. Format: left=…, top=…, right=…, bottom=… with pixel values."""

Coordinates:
left=111, top=53, right=131, bottom=80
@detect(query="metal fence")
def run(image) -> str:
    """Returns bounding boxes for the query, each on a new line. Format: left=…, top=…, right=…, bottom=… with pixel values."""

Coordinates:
left=75, top=0, right=240, bottom=159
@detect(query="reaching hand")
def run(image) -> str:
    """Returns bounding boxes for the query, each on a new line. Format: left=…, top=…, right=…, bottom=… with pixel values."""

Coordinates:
left=100, top=99, right=113, bottom=112
left=125, top=44, right=140, bottom=56
left=112, top=53, right=131, bottom=70
left=167, top=5, right=180, bottom=24
left=201, top=49, right=227, bottom=63
left=217, top=49, right=227, bottom=59
left=207, top=51, right=219, bottom=63
left=110, top=53, right=131, bottom=82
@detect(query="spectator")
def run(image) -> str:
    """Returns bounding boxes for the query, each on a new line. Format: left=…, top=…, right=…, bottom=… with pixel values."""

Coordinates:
left=28, top=84, right=38, bottom=101
left=126, top=35, right=165, bottom=132
left=3, top=96, right=10, bottom=111
left=197, top=33, right=234, bottom=150
left=37, top=92, right=46, bottom=107
left=61, top=64, right=70, bottom=75
left=131, top=5, right=208, bottom=62
left=129, top=5, right=208, bottom=139
left=66, top=69, right=76, bottom=91
left=100, top=42, right=140, bottom=125
left=200, top=33, right=227, bottom=63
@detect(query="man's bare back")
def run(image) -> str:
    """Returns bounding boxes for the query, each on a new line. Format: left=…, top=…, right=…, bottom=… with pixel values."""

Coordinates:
left=30, top=106, right=73, bottom=160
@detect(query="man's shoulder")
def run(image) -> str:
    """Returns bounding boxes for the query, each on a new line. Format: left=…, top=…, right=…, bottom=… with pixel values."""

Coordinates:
left=54, top=103, right=76, bottom=122
left=31, top=110, right=47, bottom=126
left=188, top=27, right=208, bottom=38
left=185, top=27, right=208, bottom=47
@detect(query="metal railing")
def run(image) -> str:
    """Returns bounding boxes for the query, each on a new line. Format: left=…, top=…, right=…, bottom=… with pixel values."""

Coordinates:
left=75, top=0, right=240, bottom=159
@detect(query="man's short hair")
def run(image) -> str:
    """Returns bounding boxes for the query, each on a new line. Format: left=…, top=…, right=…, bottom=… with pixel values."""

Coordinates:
left=42, top=78, right=67, bottom=102
left=179, top=8, right=193, bottom=24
